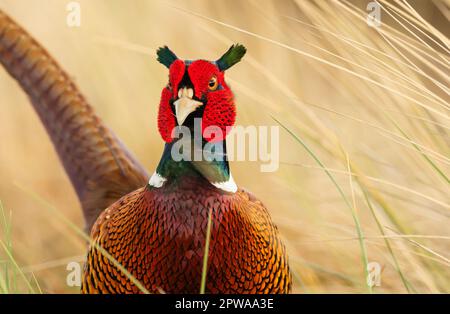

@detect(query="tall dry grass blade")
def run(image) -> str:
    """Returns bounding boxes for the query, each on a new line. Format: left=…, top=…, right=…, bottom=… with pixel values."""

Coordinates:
left=338, top=0, right=450, bottom=60
left=299, top=37, right=450, bottom=112
left=30, top=272, right=42, bottom=294
left=302, top=101, right=450, bottom=165
left=385, top=227, right=450, bottom=265
left=379, top=0, right=450, bottom=57
left=93, top=36, right=156, bottom=55
left=281, top=162, right=450, bottom=210
left=284, top=15, right=450, bottom=107
left=335, top=0, right=450, bottom=88
left=399, top=0, right=450, bottom=49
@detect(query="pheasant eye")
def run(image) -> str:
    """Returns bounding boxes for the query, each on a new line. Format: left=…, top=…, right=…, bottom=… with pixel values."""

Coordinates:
left=167, top=81, right=172, bottom=91
left=208, top=76, right=218, bottom=91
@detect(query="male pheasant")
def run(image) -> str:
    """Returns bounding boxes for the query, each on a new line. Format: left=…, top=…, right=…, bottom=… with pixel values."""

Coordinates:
left=0, top=9, right=292, bottom=294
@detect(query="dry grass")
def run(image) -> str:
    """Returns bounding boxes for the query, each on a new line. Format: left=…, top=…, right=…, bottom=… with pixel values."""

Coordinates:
left=0, top=0, right=448, bottom=293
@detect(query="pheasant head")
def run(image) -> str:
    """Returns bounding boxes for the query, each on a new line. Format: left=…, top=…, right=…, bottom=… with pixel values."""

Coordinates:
left=156, top=44, right=246, bottom=143
left=150, top=44, right=247, bottom=193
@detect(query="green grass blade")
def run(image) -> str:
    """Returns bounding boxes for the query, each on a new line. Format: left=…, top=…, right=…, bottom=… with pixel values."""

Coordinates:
left=0, top=240, right=35, bottom=293
left=361, top=188, right=413, bottom=293
left=200, top=207, right=213, bottom=294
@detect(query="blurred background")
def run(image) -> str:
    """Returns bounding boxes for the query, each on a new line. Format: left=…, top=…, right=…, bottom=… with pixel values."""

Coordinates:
left=0, top=0, right=448, bottom=293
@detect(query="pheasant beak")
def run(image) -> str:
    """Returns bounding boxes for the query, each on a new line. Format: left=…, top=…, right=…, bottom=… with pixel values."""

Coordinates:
left=173, top=87, right=203, bottom=126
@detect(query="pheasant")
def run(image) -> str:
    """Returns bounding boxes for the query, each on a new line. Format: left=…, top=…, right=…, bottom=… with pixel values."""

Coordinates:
left=0, top=9, right=292, bottom=294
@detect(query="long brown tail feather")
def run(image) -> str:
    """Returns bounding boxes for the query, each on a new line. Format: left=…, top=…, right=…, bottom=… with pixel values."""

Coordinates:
left=0, top=10, right=149, bottom=231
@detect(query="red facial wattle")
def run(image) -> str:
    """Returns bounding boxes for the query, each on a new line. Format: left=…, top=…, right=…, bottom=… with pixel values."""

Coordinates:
left=157, top=87, right=176, bottom=143
left=157, top=60, right=184, bottom=143
left=202, top=89, right=235, bottom=142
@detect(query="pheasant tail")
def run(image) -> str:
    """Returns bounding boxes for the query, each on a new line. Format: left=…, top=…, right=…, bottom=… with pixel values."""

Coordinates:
left=0, top=10, right=148, bottom=231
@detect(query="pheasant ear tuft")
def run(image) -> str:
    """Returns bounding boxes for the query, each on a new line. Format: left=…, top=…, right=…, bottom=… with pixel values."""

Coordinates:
left=216, top=44, right=246, bottom=71
left=156, top=46, right=178, bottom=68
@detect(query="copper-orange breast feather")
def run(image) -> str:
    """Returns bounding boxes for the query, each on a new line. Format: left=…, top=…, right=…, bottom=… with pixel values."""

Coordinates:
left=84, top=182, right=291, bottom=293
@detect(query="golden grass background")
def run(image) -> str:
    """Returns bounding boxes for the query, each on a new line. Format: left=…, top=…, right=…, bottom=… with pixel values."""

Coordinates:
left=0, top=0, right=449, bottom=293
